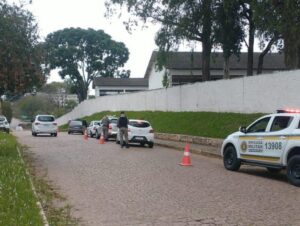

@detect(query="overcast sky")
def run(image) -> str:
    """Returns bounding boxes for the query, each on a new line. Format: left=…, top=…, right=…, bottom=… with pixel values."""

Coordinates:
left=20, top=0, right=160, bottom=83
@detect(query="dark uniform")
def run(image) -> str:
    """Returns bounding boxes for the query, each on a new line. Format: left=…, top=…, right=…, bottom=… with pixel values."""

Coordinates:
left=117, top=112, right=129, bottom=148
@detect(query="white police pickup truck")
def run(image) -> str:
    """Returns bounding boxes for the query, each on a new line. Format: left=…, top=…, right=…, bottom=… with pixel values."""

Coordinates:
left=221, top=109, right=300, bottom=187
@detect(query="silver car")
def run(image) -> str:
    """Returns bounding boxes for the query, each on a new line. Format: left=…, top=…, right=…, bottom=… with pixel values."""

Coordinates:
left=95, top=116, right=118, bottom=140
left=87, top=120, right=101, bottom=137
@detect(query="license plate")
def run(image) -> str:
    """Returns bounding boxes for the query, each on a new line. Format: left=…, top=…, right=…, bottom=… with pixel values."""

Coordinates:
left=135, top=136, right=144, bottom=140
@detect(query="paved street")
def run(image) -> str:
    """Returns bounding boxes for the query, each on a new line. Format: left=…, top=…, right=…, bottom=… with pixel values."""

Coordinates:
left=15, top=131, right=300, bottom=226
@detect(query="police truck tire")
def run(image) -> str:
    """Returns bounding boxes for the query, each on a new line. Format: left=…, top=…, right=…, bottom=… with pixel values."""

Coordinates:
left=287, top=155, right=300, bottom=187
left=223, top=145, right=241, bottom=171
left=148, top=142, right=154, bottom=148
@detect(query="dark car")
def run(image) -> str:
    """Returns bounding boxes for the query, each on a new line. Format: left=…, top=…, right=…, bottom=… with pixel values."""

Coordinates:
left=68, top=120, right=87, bottom=135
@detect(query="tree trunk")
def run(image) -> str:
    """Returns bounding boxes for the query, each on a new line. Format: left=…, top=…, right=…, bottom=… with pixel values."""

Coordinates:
left=77, top=80, right=88, bottom=103
left=257, top=36, right=278, bottom=75
left=284, top=34, right=300, bottom=69
left=247, top=14, right=255, bottom=76
left=223, top=57, right=230, bottom=79
left=201, top=0, right=213, bottom=81
left=202, top=41, right=211, bottom=81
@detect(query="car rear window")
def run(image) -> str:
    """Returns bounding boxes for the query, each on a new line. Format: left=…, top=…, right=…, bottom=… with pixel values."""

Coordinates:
left=110, top=119, right=118, bottom=124
left=129, top=121, right=150, bottom=128
left=70, top=121, right=83, bottom=126
left=37, top=116, right=55, bottom=122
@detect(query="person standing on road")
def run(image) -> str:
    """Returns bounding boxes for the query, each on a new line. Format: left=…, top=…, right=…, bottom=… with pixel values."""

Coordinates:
left=101, top=115, right=110, bottom=141
left=117, top=111, right=129, bottom=148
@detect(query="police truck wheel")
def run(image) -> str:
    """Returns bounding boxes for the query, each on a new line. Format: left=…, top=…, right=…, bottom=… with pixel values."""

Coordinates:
left=148, top=142, right=154, bottom=148
left=287, top=155, right=300, bottom=187
left=223, top=145, right=241, bottom=171
left=267, top=167, right=281, bottom=174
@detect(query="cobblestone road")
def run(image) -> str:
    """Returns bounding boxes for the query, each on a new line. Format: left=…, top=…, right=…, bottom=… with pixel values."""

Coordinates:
left=15, top=131, right=300, bottom=226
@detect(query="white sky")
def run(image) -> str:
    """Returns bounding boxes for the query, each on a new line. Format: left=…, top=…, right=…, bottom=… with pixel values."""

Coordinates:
left=21, top=0, right=160, bottom=83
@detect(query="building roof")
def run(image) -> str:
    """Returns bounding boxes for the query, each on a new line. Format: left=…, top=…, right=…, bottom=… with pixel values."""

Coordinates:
left=93, top=77, right=148, bottom=88
left=144, top=51, right=286, bottom=78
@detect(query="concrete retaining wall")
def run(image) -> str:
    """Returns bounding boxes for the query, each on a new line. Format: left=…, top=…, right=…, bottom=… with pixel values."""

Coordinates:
left=57, top=70, right=300, bottom=125
left=155, top=133, right=223, bottom=148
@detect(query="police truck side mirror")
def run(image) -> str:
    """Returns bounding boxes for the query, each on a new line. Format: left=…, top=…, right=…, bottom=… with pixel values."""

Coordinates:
left=239, top=126, right=247, bottom=133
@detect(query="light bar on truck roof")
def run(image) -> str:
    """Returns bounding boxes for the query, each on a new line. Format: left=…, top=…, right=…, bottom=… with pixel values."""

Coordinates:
left=277, top=109, right=300, bottom=113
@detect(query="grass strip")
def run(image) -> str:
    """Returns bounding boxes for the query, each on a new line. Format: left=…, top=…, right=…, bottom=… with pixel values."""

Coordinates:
left=0, top=133, right=44, bottom=226
left=60, top=111, right=263, bottom=139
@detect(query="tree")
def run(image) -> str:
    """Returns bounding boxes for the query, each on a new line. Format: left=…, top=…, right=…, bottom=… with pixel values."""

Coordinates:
left=105, top=0, right=214, bottom=81
left=0, top=0, right=45, bottom=98
left=44, top=28, right=130, bottom=102
left=41, top=82, right=67, bottom=94
left=13, top=94, right=57, bottom=119
left=253, top=1, right=283, bottom=75
left=214, top=0, right=244, bottom=79
left=270, top=0, right=300, bottom=69
left=238, top=1, right=256, bottom=76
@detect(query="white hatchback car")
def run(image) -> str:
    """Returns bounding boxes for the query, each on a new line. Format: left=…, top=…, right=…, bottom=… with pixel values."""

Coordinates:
left=221, top=109, right=300, bottom=187
left=32, top=115, right=58, bottom=137
left=116, top=119, right=154, bottom=148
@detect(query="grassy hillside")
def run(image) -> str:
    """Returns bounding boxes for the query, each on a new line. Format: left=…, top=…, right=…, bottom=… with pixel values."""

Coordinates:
left=61, top=111, right=263, bottom=139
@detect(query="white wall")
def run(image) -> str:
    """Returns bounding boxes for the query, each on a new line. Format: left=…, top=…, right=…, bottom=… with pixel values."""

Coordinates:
left=57, top=70, right=300, bottom=125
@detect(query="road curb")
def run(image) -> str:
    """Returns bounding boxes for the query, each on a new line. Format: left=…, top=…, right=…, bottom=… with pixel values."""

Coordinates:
left=155, top=141, right=221, bottom=159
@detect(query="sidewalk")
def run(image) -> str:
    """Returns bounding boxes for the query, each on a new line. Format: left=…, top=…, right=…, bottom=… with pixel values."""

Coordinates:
left=155, top=138, right=221, bottom=158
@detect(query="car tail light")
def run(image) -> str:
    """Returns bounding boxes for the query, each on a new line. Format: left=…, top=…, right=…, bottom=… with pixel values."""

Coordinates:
left=128, top=128, right=131, bottom=132
left=109, top=124, right=112, bottom=129
left=35, top=122, right=40, bottom=125
left=53, top=123, right=57, bottom=126
left=93, top=126, right=97, bottom=130
left=149, top=129, right=154, bottom=133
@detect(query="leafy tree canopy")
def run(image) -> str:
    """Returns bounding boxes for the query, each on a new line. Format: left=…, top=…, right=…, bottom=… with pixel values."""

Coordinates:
left=0, top=0, right=45, bottom=98
left=106, top=0, right=214, bottom=81
left=44, top=27, right=130, bottom=102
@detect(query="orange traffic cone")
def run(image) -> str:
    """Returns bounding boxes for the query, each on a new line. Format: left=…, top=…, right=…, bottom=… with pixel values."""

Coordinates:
left=84, top=129, right=88, bottom=140
left=179, top=144, right=192, bottom=166
left=99, top=133, right=105, bottom=144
